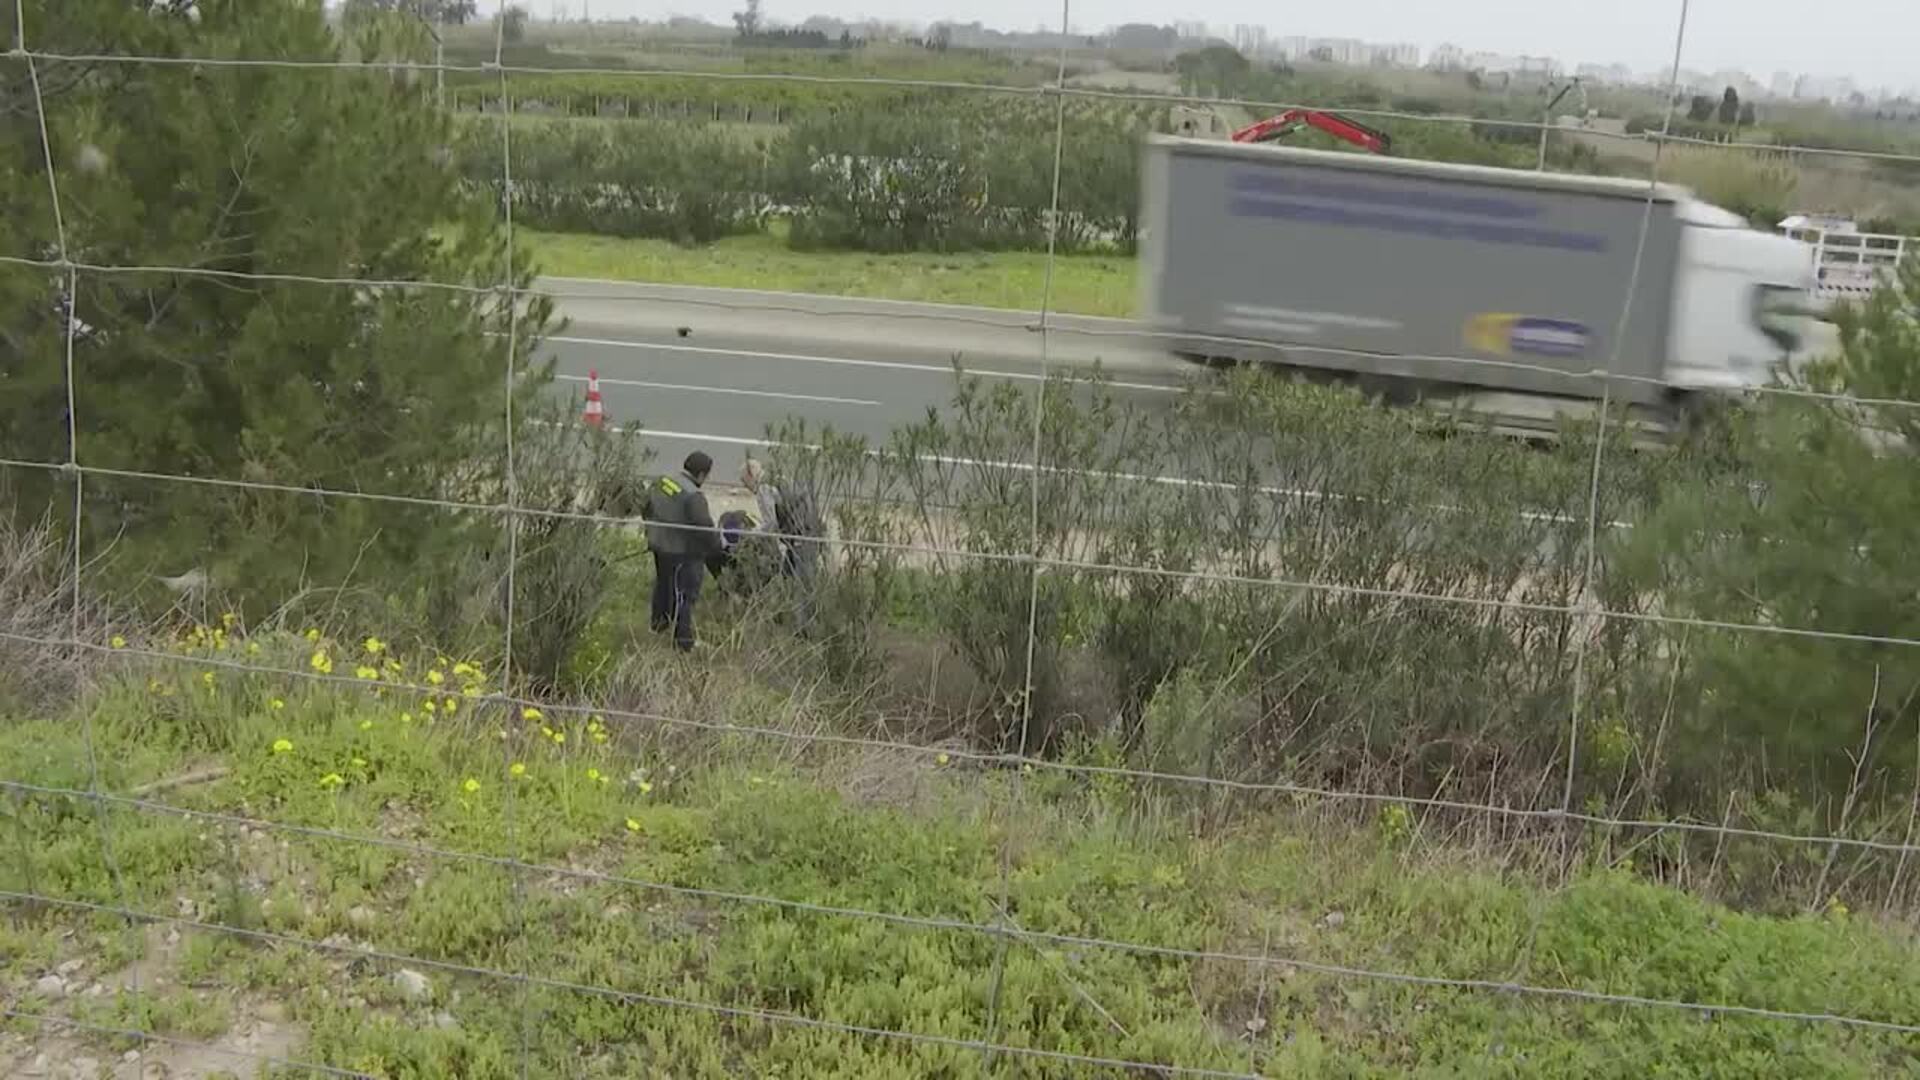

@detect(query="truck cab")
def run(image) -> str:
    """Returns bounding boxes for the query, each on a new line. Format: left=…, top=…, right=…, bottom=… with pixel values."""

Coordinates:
left=1665, top=200, right=1819, bottom=393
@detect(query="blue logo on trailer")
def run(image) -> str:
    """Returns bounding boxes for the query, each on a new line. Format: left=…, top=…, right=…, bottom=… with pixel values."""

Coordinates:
left=1465, top=313, right=1593, bottom=358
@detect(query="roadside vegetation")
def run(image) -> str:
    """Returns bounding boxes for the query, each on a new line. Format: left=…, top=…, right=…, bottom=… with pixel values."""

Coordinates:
left=5, top=2, right=1920, bottom=1074
left=525, top=227, right=1137, bottom=315
left=4, top=623, right=1919, bottom=1077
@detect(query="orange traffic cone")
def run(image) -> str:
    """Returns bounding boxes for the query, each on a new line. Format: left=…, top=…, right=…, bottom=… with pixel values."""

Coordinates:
left=582, top=368, right=606, bottom=428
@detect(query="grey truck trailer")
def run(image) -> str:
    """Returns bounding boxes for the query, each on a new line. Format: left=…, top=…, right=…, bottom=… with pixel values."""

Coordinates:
left=1140, top=135, right=1818, bottom=433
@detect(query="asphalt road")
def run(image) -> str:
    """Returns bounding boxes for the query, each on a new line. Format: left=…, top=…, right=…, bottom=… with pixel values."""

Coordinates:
left=537, top=278, right=1203, bottom=477
left=535, top=277, right=1847, bottom=488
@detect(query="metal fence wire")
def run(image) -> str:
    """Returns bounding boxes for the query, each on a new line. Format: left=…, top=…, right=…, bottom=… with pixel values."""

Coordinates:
left=6, top=0, right=1920, bottom=1074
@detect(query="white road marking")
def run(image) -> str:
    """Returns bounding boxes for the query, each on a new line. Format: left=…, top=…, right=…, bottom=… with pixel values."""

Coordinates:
left=1220, top=318, right=1321, bottom=336
left=637, top=428, right=775, bottom=448
left=555, top=373, right=881, bottom=407
left=540, top=276, right=1134, bottom=325
left=546, top=335, right=1186, bottom=395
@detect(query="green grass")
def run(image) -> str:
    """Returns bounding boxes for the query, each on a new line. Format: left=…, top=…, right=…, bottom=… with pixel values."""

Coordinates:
left=524, top=228, right=1140, bottom=318
left=3, top=628, right=1919, bottom=1076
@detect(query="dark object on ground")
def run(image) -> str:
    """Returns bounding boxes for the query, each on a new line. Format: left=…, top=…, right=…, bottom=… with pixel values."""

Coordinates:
left=708, top=511, right=782, bottom=595
left=676, top=326, right=691, bottom=338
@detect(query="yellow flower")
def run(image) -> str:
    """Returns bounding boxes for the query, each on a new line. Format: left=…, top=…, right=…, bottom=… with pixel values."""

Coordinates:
left=427, top=670, right=445, bottom=686
left=551, top=731, right=566, bottom=745
left=442, top=698, right=458, bottom=715
left=462, top=778, right=480, bottom=795
left=359, top=719, right=373, bottom=730
left=355, top=665, right=379, bottom=681
left=540, top=725, right=554, bottom=738
left=246, top=642, right=261, bottom=656
left=586, top=768, right=601, bottom=782
left=309, top=651, right=333, bottom=675
left=350, top=757, right=367, bottom=768
left=318, top=773, right=344, bottom=789
left=385, top=659, right=402, bottom=673
left=521, top=706, right=542, bottom=722
left=935, top=753, right=950, bottom=766
left=590, top=731, right=608, bottom=744
left=423, top=700, right=437, bottom=714
left=400, top=713, right=413, bottom=725
left=462, top=685, right=481, bottom=698
left=201, top=671, right=216, bottom=687
left=624, top=818, right=641, bottom=833
left=221, top=612, right=238, bottom=629
left=509, top=762, right=526, bottom=777
left=363, top=637, right=385, bottom=655
left=110, top=635, right=127, bottom=650
left=269, top=698, right=285, bottom=711
left=452, top=662, right=479, bottom=679
left=305, top=628, right=321, bottom=642
left=637, top=780, right=654, bottom=795
left=271, top=738, right=293, bottom=754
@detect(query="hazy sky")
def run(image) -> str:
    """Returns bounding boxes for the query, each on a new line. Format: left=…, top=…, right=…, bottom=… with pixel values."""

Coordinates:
left=562, top=0, right=1917, bottom=91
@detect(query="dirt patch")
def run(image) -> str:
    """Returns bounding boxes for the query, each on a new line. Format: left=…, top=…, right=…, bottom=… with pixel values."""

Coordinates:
left=1, top=1018, right=308, bottom=1079
left=4, top=923, right=313, bottom=1079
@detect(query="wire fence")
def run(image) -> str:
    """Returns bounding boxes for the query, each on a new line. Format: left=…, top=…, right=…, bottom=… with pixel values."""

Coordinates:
left=6, top=0, right=1920, bottom=1074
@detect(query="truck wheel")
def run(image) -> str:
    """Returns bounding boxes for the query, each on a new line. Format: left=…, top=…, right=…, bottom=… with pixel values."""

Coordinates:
left=1353, top=374, right=1427, bottom=407
left=1669, top=391, right=1735, bottom=442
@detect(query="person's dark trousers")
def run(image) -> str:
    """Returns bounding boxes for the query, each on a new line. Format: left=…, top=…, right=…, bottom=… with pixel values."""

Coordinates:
left=649, top=549, right=675, bottom=634
left=783, top=538, right=821, bottom=636
left=670, top=555, right=706, bottom=652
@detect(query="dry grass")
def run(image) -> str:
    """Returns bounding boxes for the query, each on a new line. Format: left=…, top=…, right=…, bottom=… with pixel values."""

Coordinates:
left=1662, top=145, right=1800, bottom=213
left=0, top=513, right=93, bottom=712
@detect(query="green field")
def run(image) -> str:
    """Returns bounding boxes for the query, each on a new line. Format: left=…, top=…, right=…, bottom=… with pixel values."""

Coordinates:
left=526, top=228, right=1140, bottom=317
left=5, top=627, right=1917, bottom=1076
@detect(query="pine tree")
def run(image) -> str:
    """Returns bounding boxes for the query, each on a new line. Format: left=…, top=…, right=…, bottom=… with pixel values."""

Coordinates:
left=2, top=0, right=552, bottom=615
left=1616, top=257, right=1920, bottom=805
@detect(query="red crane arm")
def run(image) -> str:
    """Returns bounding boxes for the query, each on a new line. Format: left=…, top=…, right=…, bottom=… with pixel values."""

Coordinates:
left=1230, top=109, right=1393, bottom=154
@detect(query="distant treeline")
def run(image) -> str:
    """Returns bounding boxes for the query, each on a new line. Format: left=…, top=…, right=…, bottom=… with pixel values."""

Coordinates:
left=454, top=94, right=1615, bottom=253
left=456, top=101, right=1152, bottom=252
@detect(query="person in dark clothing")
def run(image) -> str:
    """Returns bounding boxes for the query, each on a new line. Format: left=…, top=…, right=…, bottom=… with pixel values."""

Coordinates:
left=740, top=456, right=825, bottom=632
left=705, top=510, right=756, bottom=584
left=645, top=451, right=720, bottom=652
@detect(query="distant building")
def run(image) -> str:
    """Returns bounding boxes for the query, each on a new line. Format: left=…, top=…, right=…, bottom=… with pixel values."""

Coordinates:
left=1427, top=43, right=1466, bottom=71
left=1576, top=62, right=1636, bottom=85
left=1275, top=35, right=1417, bottom=67
left=1795, top=74, right=1859, bottom=103
left=1380, top=43, right=1421, bottom=67
left=1464, top=51, right=1523, bottom=74
left=1515, top=55, right=1560, bottom=78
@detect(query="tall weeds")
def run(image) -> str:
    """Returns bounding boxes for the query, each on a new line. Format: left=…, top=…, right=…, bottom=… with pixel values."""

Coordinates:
left=741, top=362, right=1918, bottom=911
